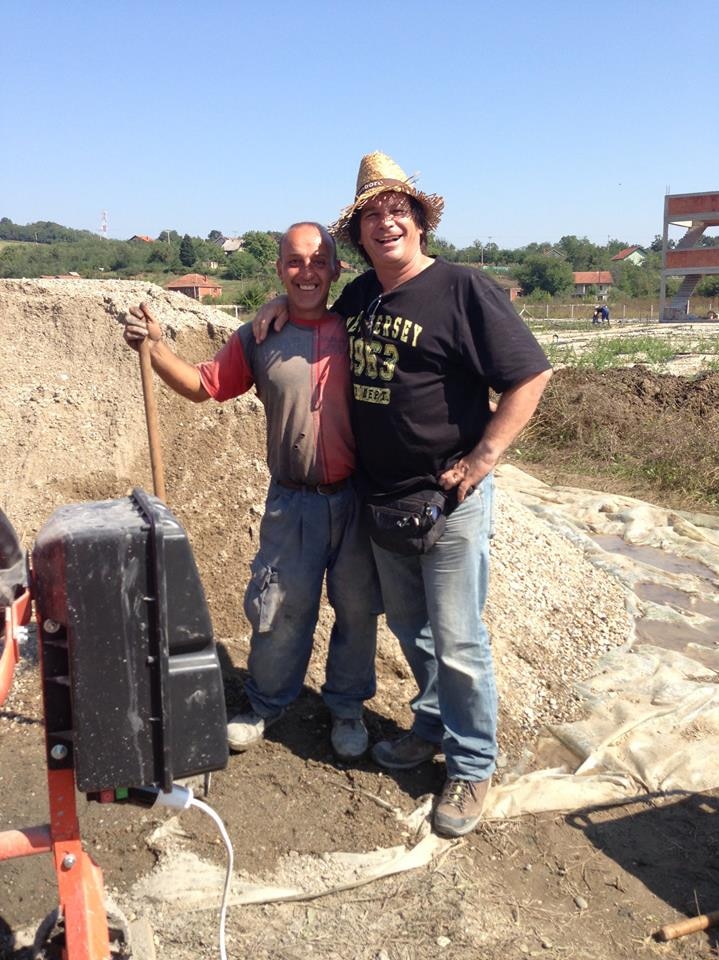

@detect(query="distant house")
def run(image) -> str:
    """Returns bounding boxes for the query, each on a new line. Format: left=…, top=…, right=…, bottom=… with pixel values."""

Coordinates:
left=211, top=235, right=244, bottom=254
left=129, top=234, right=154, bottom=243
left=166, top=274, right=222, bottom=300
left=489, top=273, right=522, bottom=301
left=572, top=270, right=613, bottom=298
left=610, top=245, right=646, bottom=266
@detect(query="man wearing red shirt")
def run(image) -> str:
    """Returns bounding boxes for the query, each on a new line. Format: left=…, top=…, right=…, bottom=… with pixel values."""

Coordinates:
left=123, top=223, right=379, bottom=761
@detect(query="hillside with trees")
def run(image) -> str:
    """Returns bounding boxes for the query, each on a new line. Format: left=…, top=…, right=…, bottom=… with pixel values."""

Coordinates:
left=2, top=218, right=718, bottom=302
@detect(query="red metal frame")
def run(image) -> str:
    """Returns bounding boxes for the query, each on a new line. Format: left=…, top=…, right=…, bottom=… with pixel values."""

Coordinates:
left=0, top=590, right=111, bottom=960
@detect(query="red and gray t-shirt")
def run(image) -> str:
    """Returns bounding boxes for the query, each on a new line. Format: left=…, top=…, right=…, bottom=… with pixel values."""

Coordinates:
left=197, top=313, right=355, bottom=486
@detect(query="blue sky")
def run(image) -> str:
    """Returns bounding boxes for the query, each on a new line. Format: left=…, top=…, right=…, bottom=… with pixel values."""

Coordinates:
left=3, top=0, right=717, bottom=249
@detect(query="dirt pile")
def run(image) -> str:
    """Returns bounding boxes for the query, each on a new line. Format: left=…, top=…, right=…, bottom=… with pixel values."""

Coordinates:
left=7, top=279, right=718, bottom=960
left=0, top=278, right=631, bottom=760
left=520, top=366, right=719, bottom=508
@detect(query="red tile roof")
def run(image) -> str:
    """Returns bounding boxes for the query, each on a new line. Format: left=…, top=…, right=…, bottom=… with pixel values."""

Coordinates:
left=610, top=245, right=642, bottom=261
left=166, top=273, right=222, bottom=289
left=573, top=271, right=614, bottom=285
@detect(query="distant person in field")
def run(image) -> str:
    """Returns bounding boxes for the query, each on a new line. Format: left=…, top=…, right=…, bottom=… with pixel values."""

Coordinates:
left=122, top=222, right=380, bottom=762
left=600, top=304, right=610, bottom=324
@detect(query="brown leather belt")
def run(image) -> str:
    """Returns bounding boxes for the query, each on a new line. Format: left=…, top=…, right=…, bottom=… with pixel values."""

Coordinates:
left=277, top=478, right=350, bottom=495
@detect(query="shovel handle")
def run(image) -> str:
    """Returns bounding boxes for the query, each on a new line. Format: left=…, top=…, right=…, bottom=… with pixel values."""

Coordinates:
left=138, top=338, right=167, bottom=502
left=657, top=910, right=719, bottom=941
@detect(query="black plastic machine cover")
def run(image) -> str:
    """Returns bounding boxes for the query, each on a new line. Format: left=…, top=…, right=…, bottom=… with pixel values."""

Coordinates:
left=32, top=489, right=228, bottom=792
left=0, top=510, right=27, bottom=607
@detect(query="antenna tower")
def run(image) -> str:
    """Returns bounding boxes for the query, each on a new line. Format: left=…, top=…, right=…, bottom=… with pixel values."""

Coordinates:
left=100, top=211, right=108, bottom=237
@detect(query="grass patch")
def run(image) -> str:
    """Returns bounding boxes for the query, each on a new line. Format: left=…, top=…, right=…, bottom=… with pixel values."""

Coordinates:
left=544, top=334, right=714, bottom=372
left=515, top=367, right=719, bottom=510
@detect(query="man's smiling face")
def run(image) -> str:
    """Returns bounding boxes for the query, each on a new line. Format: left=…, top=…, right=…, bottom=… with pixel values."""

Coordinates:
left=358, top=192, right=423, bottom=269
left=276, top=224, right=339, bottom=321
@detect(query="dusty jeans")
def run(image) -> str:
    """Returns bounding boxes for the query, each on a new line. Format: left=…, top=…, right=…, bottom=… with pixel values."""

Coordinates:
left=371, top=475, right=497, bottom=780
left=243, top=479, right=380, bottom=719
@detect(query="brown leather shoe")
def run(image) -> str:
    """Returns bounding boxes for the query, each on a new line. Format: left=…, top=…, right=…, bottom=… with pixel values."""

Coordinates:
left=433, top=777, right=490, bottom=837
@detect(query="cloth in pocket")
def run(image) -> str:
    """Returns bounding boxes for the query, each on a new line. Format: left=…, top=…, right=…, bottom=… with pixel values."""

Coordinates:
left=243, top=559, right=283, bottom=633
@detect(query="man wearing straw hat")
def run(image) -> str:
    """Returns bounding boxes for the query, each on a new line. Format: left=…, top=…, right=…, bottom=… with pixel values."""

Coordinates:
left=256, top=153, right=552, bottom=837
left=123, top=222, right=380, bottom=762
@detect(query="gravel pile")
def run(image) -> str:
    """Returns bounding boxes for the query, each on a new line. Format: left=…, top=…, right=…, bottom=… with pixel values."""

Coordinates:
left=1, top=278, right=633, bottom=758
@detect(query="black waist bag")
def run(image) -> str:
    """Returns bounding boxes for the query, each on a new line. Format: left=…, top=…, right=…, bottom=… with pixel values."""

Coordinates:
left=366, top=489, right=450, bottom=556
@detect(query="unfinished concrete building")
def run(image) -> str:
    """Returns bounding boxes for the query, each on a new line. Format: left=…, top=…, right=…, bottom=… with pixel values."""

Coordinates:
left=660, top=191, right=719, bottom=321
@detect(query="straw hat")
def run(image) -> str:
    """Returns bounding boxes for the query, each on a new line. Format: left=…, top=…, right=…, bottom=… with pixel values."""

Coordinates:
left=331, top=151, right=444, bottom=243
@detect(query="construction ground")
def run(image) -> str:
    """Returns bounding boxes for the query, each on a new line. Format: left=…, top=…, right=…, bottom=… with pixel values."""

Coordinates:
left=1, top=279, right=719, bottom=960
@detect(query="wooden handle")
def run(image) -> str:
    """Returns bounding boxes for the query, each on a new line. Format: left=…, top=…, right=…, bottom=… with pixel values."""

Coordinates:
left=138, top=339, right=167, bottom=502
left=657, top=910, right=719, bottom=941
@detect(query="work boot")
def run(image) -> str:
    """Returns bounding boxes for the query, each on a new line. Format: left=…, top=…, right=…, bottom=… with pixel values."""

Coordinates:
left=371, top=731, right=440, bottom=770
left=330, top=716, right=369, bottom=760
left=433, top=777, right=490, bottom=837
left=227, top=708, right=282, bottom=752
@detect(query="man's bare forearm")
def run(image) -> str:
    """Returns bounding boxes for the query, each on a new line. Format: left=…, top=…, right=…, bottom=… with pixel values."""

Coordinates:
left=146, top=340, right=209, bottom=402
left=439, top=369, right=551, bottom=500
left=473, top=369, right=552, bottom=468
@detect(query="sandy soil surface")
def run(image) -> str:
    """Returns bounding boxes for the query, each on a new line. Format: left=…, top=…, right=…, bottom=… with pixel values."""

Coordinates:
left=1, top=280, right=718, bottom=960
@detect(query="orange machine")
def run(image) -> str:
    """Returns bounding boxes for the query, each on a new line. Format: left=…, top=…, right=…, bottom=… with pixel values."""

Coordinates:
left=1, top=586, right=111, bottom=960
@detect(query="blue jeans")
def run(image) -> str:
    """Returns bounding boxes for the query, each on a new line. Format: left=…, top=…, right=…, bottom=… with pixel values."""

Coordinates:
left=243, top=480, right=380, bottom=719
left=371, top=476, right=497, bottom=780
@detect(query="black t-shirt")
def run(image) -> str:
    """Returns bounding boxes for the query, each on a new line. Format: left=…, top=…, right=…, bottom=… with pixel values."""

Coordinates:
left=333, top=258, right=551, bottom=498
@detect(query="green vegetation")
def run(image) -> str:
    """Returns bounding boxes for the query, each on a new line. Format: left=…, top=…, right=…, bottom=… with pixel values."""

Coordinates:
left=179, top=234, right=196, bottom=268
left=1, top=216, right=716, bottom=304
left=545, top=335, right=678, bottom=371
left=516, top=368, right=719, bottom=510
left=515, top=255, right=574, bottom=296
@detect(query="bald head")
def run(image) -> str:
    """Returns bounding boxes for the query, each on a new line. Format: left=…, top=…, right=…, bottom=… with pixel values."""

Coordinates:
left=275, top=222, right=340, bottom=321
left=278, top=222, right=337, bottom=268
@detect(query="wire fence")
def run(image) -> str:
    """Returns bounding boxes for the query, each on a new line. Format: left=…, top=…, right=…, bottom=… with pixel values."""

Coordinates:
left=214, top=298, right=719, bottom=325
left=515, top=297, right=717, bottom=324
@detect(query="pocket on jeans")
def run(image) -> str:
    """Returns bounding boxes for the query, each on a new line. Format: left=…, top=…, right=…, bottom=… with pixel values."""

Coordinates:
left=243, top=560, right=282, bottom=633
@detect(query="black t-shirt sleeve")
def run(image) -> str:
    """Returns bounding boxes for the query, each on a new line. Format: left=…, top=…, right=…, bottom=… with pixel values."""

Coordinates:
left=457, top=271, right=552, bottom=393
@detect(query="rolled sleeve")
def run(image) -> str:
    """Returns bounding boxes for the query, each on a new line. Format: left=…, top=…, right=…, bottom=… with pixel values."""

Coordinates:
left=196, top=330, right=255, bottom=401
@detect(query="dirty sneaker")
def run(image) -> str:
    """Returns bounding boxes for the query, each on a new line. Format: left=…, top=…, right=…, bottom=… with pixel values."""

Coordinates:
left=371, top=731, right=440, bottom=770
left=227, top=708, right=282, bottom=752
left=330, top=716, right=369, bottom=760
left=433, top=777, right=490, bottom=837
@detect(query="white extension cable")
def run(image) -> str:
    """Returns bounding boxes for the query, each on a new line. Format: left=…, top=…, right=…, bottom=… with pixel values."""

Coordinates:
left=189, top=796, right=234, bottom=960
left=140, top=784, right=234, bottom=960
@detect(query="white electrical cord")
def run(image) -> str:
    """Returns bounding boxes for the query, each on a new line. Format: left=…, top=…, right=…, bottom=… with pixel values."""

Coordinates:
left=189, top=796, right=234, bottom=960
left=143, top=784, right=235, bottom=960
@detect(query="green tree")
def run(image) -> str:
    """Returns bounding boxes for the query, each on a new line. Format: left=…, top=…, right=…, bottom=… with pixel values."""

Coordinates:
left=426, top=234, right=458, bottom=260
left=179, top=234, right=196, bottom=268
left=555, top=235, right=607, bottom=271
left=697, top=276, right=719, bottom=296
left=242, top=230, right=278, bottom=264
left=515, top=255, right=574, bottom=296
left=238, top=280, right=274, bottom=311
left=225, top=250, right=261, bottom=280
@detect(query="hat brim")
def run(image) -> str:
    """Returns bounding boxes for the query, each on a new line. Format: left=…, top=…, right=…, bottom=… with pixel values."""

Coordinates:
left=330, top=184, right=444, bottom=244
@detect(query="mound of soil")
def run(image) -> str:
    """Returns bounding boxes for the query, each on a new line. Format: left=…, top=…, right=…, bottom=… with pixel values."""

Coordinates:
left=518, top=367, right=719, bottom=509
left=6, top=280, right=714, bottom=960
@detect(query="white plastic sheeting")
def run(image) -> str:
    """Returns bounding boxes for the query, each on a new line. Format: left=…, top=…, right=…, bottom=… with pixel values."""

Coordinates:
left=485, top=466, right=719, bottom=818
